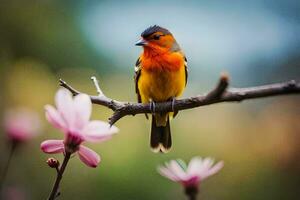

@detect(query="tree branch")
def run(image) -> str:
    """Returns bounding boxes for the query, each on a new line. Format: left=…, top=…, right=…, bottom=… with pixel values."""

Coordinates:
left=59, top=76, right=300, bottom=125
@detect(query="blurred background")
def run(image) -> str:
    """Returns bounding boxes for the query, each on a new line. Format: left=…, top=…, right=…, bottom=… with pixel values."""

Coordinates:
left=0, top=0, right=299, bottom=199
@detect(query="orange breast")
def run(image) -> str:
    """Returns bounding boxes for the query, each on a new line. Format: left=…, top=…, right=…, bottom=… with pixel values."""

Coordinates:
left=142, top=51, right=183, bottom=72
left=138, top=51, right=186, bottom=103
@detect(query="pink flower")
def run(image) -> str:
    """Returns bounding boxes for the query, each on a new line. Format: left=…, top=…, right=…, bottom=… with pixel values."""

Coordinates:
left=158, top=157, right=224, bottom=188
left=1, top=186, right=26, bottom=200
left=40, top=88, right=118, bottom=168
left=4, top=108, right=41, bottom=143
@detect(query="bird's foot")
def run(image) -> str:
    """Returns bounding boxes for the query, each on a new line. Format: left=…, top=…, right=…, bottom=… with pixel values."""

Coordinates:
left=150, top=101, right=156, bottom=115
left=171, top=97, right=176, bottom=112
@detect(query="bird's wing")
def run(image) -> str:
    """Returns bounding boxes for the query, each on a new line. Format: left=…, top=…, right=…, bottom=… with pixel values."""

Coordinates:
left=134, top=57, right=149, bottom=119
left=173, top=54, right=188, bottom=119
left=134, top=57, right=142, bottom=103
left=184, top=56, right=188, bottom=86
left=173, top=45, right=188, bottom=86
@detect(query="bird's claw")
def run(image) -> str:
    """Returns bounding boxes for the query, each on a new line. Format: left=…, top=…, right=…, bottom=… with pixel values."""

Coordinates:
left=150, top=101, right=156, bottom=115
left=171, top=97, right=176, bottom=112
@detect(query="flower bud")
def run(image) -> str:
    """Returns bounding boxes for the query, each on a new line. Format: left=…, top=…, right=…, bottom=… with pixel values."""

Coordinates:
left=46, top=158, right=59, bottom=168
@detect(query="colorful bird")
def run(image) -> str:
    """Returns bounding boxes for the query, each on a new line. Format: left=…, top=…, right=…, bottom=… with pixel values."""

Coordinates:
left=134, top=25, right=188, bottom=153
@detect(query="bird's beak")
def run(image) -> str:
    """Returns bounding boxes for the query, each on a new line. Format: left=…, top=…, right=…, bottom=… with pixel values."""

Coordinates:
left=135, top=38, right=148, bottom=46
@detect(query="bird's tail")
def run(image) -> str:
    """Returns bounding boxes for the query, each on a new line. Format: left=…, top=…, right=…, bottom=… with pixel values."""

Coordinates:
left=150, top=114, right=171, bottom=153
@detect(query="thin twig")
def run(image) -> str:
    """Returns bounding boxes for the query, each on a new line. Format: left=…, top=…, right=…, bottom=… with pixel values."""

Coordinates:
left=59, top=78, right=123, bottom=111
left=47, top=152, right=71, bottom=200
left=59, top=76, right=300, bottom=125
left=0, top=142, right=16, bottom=192
left=91, top=76, right=104, bottom=96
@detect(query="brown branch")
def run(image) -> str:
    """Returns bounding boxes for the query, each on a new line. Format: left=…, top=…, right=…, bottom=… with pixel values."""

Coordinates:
left=47, top=152, right=71, bottom=200
left=59, top=76, right=300, bottom=125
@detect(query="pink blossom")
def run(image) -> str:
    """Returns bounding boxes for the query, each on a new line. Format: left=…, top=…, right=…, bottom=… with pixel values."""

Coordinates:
left=40, top=88, right=118, bottom=168
left=158, top=157, right=224, bottom=188
left=1, top=186, right=26, bottom=200
left=4, top=108, right=41, bottom=143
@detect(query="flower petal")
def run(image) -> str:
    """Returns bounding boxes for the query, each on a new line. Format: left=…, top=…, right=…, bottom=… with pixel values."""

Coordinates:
left=83, top=120, right=118, bottom=142
left=157, top=166, right=180, bottom=182
left=45, top=105, right=67, bottom=132
left=41, top=140, right=64, bottom=154
left=166, top=160, right=187, bottom=180
left=73, top=94, right=92, bottom=129
left=187, top=157, right=203, bottom=175
left=201, top=161, right=224, bottom=180
left=78, top=145, right=101, bottom=168
left=197, top=157, right=214, bottom=178
left=55, top=88, right=75, bottom=129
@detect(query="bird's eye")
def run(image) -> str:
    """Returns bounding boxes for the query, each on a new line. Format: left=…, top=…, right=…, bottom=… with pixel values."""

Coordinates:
left=153, top=34, right=160, bottom=40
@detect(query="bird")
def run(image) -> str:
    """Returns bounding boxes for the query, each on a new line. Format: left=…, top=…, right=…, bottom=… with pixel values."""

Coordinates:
left=134, top=25, right=188, bottom=153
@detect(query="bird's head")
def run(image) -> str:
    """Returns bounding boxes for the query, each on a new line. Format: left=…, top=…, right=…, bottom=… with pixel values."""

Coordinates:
left=135, top=25, right=179, bottom=51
